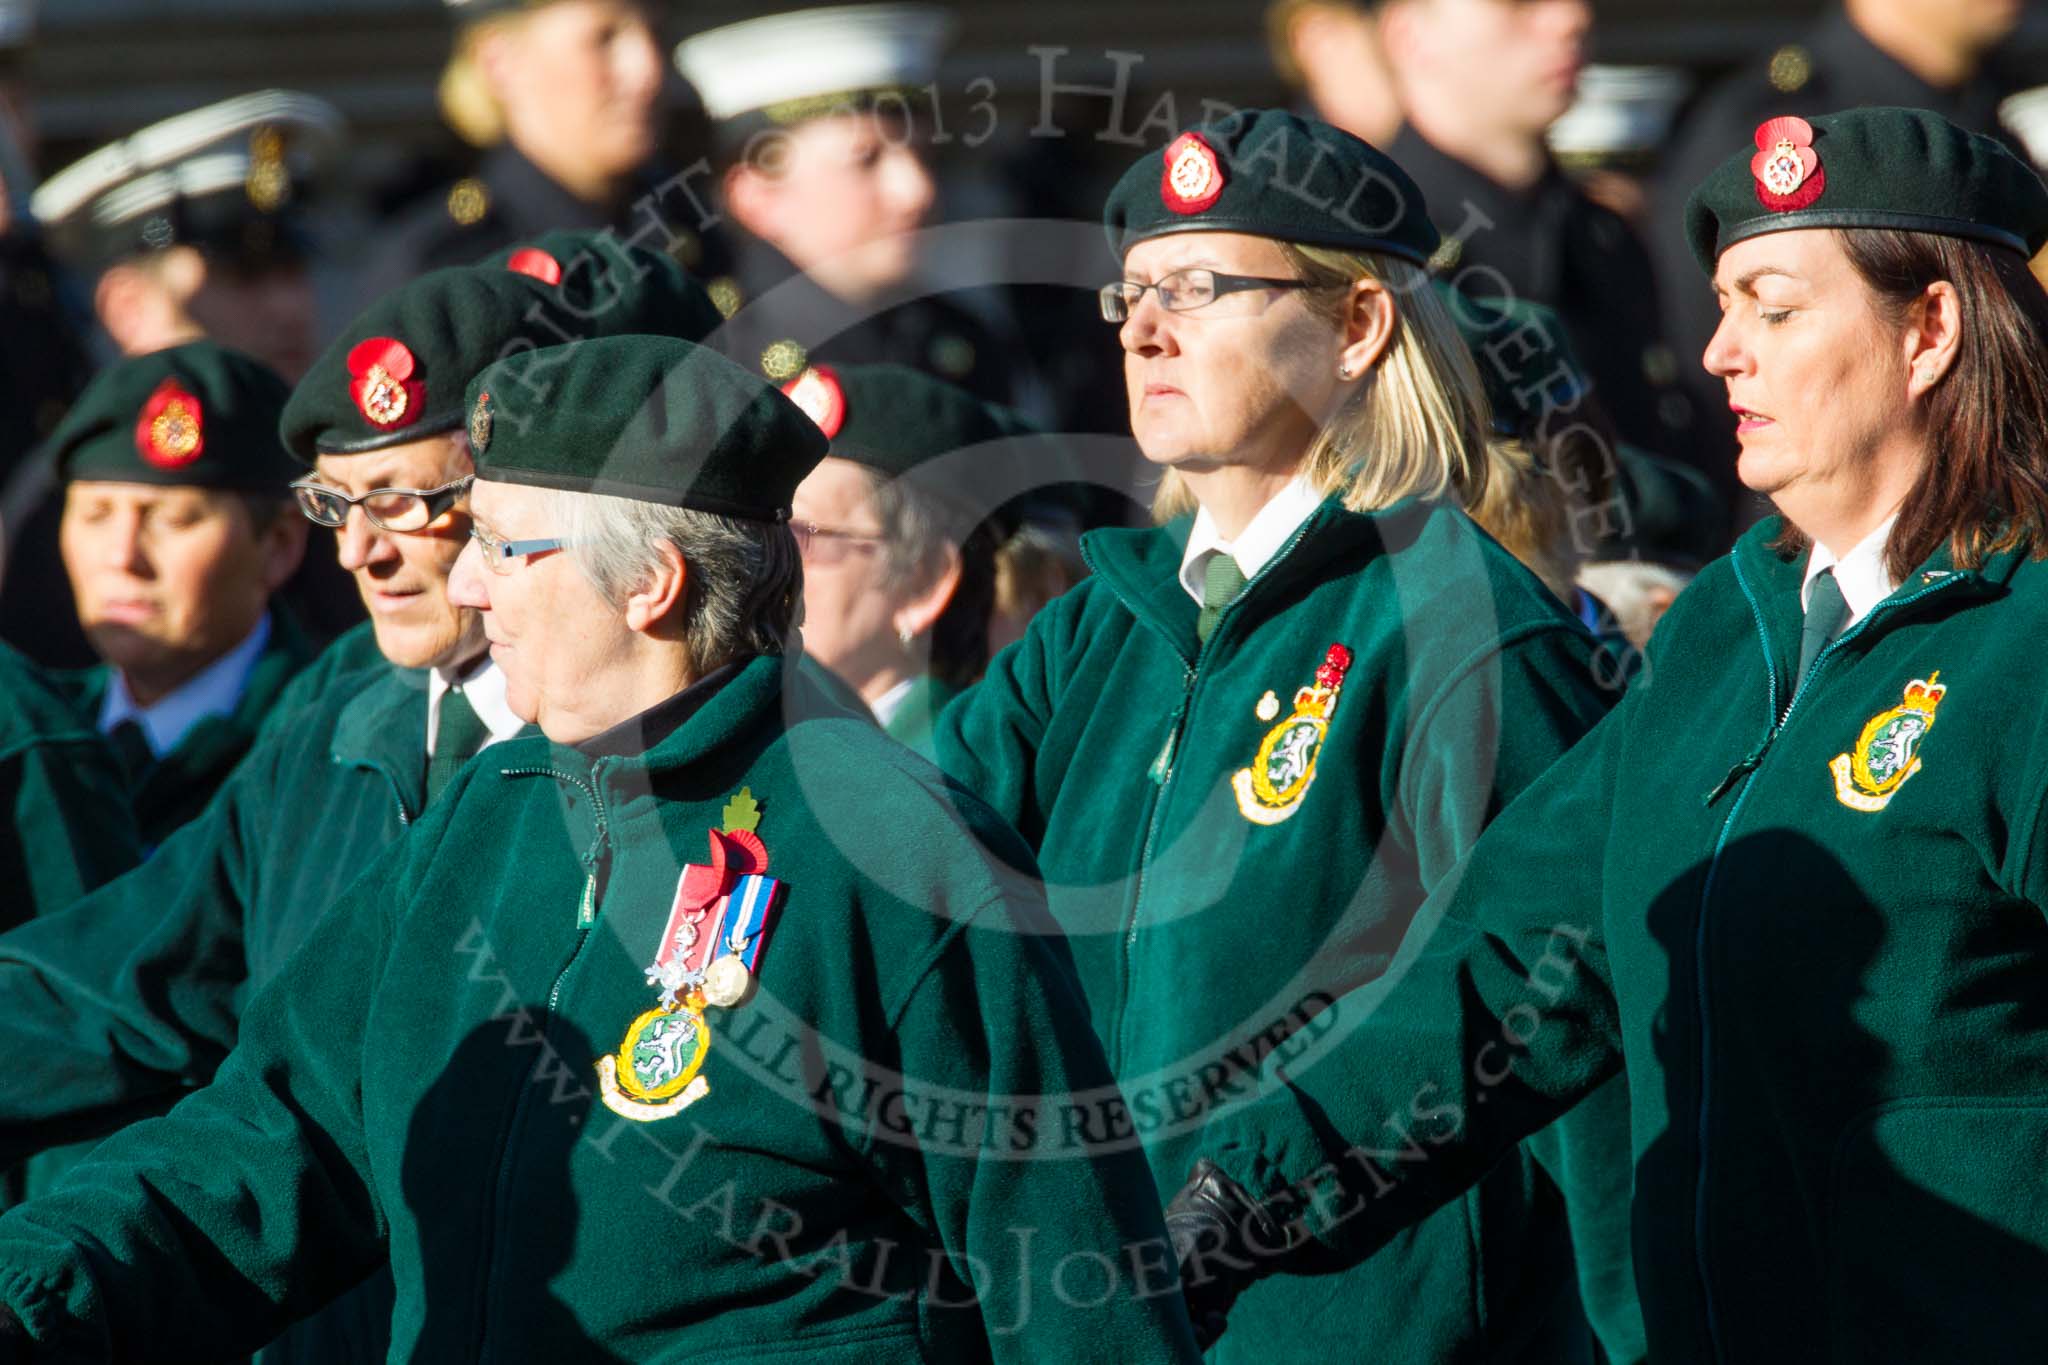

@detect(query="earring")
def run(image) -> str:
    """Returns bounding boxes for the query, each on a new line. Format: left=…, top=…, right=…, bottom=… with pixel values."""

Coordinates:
left=898, top=626, right=913, bottom=646
left=1338, top=362, right=1357, bottom=380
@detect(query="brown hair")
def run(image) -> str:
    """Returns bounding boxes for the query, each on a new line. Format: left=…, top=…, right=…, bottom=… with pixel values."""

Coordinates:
left=1834, top=228, right=2048, bottom=578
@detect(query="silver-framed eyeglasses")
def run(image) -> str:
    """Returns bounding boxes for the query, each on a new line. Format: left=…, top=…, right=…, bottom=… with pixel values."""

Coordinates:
left=469, top=524, right=574, bottom=575
left=290, top=475, right=473, bottom=532
left=1098, top=268, right=1313, bottom=322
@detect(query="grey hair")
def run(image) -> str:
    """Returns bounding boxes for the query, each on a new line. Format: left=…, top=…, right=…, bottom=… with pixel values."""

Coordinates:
left=541, top=487, right=802, bottom=672
left=856, top=464, right=953, bottom=590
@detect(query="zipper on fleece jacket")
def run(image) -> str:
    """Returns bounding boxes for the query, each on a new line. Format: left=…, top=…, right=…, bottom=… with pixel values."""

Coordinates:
left=1687, top=561, right=1968, bottom=1363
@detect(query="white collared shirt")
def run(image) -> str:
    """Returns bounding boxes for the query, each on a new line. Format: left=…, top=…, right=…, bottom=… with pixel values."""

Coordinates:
left=426, top=656, right=525, bottom=757
left=869, top=676, right=917, bottom=729
left=1177, top=477, right=1325, bottom=607
left=99, top=613, right=272, bottom=759
left=1802, top=514, right=1900, bottom=628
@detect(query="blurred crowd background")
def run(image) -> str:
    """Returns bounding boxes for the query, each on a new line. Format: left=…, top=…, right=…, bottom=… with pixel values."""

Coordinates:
left=1, top=0, right=2044, bottom=668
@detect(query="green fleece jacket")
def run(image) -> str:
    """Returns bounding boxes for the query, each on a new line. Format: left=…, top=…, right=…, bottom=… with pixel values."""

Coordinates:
left=1198, top=516, right=2048, bottom=1365
left=935, top=495, right=1639, bottom=1364
left=55, top=610, right=318, bottom=849
left=0, top=641, right=138, bottom=930
left=0, top=654, right=1201, bottom=1364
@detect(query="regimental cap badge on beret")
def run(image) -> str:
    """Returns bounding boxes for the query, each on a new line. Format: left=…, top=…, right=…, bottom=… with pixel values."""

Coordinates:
left=135, top=378, right=204, bottom=470
left=505, top=246, right=562, bottom=285
left=348, top=337, right=423, bottom=430
left=469, top=390, right=493, bottom=454
left=1752, top=116, right=1824, bottom=212
left=1162, top=131, right=1226, bottom=215
left=781, top=365, right=847, bottom=438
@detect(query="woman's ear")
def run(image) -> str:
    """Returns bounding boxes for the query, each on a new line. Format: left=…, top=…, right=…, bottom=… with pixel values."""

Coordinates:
left=623, top=539, right=689, bottom=636
left=1904, top=278, right=1962, bottom=400
left=891, top=542, right=963, bottom=644
left=1336, top=276, right=1398, bottom=381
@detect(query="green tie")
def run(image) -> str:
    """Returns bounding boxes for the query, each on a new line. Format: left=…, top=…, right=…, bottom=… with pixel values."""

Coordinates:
left=1195, top=552, right=1249, bottom=645
left=1798, top=566, right=1850, bottom=682
left=426, top=686, right=490, bottom=807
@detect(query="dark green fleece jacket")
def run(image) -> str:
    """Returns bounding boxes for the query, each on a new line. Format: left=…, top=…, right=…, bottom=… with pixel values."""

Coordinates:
left=935, top=495, right=1637, bottom=1364
left=1199, top=516, right=2048, bottom=1365
left=0, top=654, right=1201, bottom=1364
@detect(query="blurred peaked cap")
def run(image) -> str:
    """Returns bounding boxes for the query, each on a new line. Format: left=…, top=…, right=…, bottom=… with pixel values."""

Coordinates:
left=1103, top=107, right=1438, bottom=263
left=466, top=335, right=826, bottom=522
left=474, top=228, right=726, bottom=343
left=439, top=0, right=576, bottom=24
left=0, top=0, right=36, bottom=50
left=1547, top=64, right=1691, bottom=163
left=283, top=258, right=719, bottom=464
left=1435, top=285, right=1590, bottom=436
left=675, top=3, right=953, bottom=123
left=1684, top=105, right=2048, bottom=274
left=1998, top=85, right=2048, bottom=172
left=31, top=89, right=344, bottom=269
left=50, top=341, right=296, bottom=492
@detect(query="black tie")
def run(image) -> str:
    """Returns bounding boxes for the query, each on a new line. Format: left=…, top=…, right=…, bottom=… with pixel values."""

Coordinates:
left=106, top=719, right=154, bottom=781
left=426, top=686, right=490, bottom=806
left=1196, top=553, right=1248, bottom=645
left=1798, top=567, right=1850, bottom=682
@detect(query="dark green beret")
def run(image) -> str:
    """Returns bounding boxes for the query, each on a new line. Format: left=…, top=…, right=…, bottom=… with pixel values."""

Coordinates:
left=50, top=341, right=296, bottom=492
left=1683, top=106, right=2048, bottom=274
left=466, top=335, right=824, bottom=522
left=1437, top=286, right=1590, bottom=438
left=474, top=229, right=726, bottom=344
left=779, top=363, right=1008, bottom=477
left=282, top=252, right=722, bottom=464
left=1104, top=108, right=1438, bottom=264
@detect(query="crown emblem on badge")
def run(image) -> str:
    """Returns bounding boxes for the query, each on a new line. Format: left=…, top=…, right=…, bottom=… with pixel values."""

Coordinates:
left=1232, top=643, right=1354, bottom=825
left=1162, top=131, right=1226, bottom=215
left=1831, top=671, right=1946, bottom=812
left=347, top=337, right=423, bottom=430
left=1751, top=115, right=1825, bottom=212
left=469, top=391, right=492, bottom=453
left=505, top=247, right=563, bottom=285
left=781, top=365, right=846, bottom=438
left=135, top=378, right=204, bottom=469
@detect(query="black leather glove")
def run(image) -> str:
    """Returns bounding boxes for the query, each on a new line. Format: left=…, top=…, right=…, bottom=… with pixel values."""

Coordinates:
left=1164, top=1158, right=1305, bottom=1350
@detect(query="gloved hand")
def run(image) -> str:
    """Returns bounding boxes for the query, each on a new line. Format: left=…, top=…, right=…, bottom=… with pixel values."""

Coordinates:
left=1164, top=1158, right=1304, bottom=1350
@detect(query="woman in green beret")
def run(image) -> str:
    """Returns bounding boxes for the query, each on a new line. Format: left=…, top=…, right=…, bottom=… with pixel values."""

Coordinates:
left=933, top=108, right=1633, bottom=1363
left=783, top=363, right=1006, bottom=757
left=0, top=336, right=1201, bottom=1364
left=1159, top=106, right=2048, bottom=1365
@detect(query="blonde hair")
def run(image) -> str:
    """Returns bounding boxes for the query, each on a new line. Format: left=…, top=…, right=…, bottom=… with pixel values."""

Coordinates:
left=1465, top=435, right=1581, bottom=602
left=1150, top=244, right=1491, bottom=523
left=438, top=13, right=525, bottom=148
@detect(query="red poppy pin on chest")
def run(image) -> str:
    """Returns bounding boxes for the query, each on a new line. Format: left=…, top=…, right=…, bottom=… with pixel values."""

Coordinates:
left=135, top=378, right=204, bottom=469
left=1752, top=116, right=1825, bottom=212
left=1162, top=131, right=1226, bottom=215
left=348, top=337, right=424, bottom=430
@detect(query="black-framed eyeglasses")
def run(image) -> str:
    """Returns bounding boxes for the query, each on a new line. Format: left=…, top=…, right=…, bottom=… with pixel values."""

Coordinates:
left=468, top=525, right=574, bottom=575
left=1098, top=268, right=1313, bottom=322
left=289, top=475, right=473, bottom=533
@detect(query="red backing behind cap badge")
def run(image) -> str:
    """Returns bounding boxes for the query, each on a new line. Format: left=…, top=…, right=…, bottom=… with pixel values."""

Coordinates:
left=506, top=247, right=564, bottom=286
left=1161, top=131, right=1226, bottom=215
left=135, top=378, right=204, bottom=470
left=782, top=365, right=847, bottom=438
left=347, top=337, right=424, bottom=430
left=1751, top=116, right=1825, bottom=212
